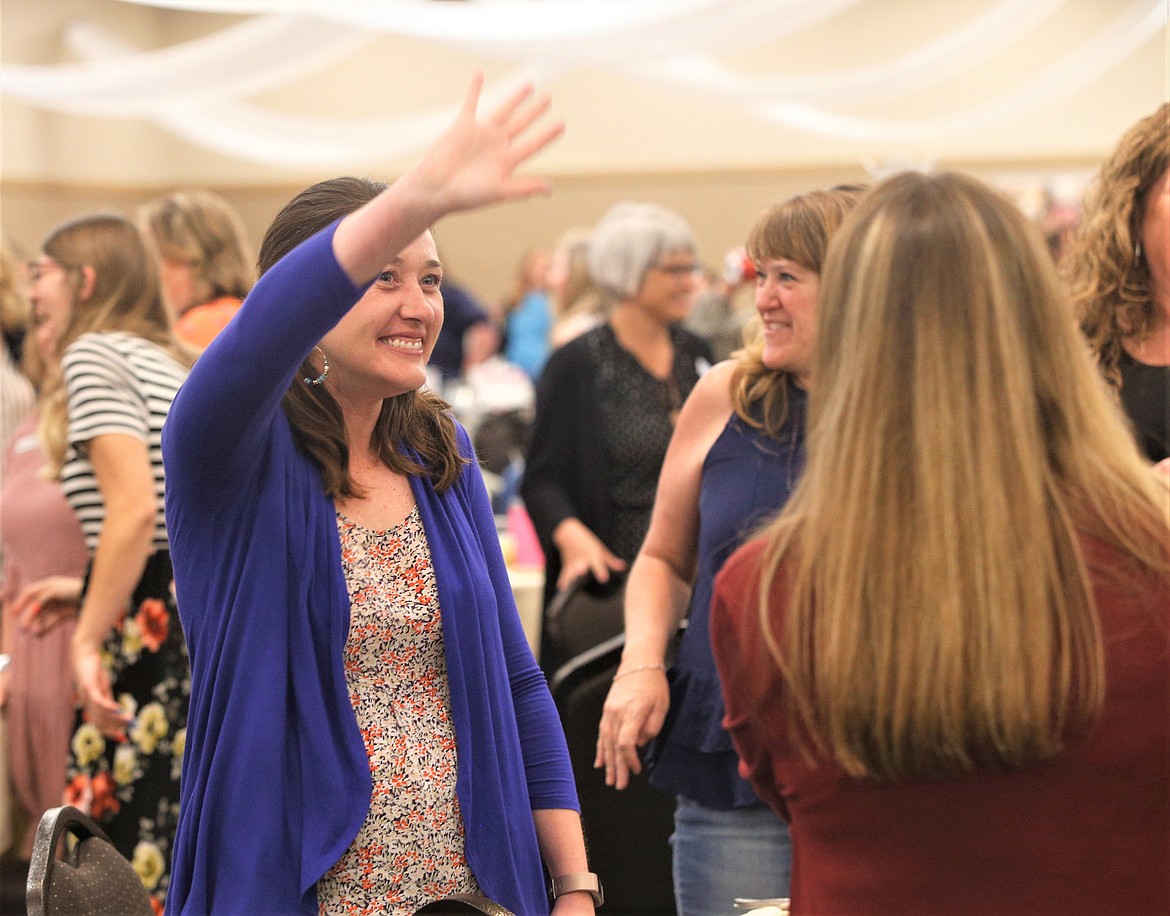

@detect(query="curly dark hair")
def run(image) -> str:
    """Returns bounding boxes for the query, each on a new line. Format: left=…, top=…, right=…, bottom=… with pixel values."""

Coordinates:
left=1062, top=102, right=1170, bottom=387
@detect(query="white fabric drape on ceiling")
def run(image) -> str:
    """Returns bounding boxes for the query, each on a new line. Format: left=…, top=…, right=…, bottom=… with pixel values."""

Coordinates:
left=1, top=0, right=1163, bottom=169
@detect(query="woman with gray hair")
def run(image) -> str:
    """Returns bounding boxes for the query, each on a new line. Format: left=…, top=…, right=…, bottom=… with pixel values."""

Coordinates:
left=521, top=202, right=713, bottom=634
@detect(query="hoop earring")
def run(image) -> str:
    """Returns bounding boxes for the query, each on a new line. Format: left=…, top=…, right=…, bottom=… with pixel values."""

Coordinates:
left=303, top=346, right=329, bottom=386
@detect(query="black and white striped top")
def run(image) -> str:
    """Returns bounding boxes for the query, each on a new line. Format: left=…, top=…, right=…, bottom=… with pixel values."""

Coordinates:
left=60, top=332, right=189, bottom=551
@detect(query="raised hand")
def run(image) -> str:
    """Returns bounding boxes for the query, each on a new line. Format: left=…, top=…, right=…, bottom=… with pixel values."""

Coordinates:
left=409, top=73, right=564, bottom=214
left=333, top=73, right=564, bottom=286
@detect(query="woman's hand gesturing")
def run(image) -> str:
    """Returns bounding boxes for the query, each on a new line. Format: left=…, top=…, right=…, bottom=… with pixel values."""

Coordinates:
left=594, top=665, right=670, bottom=791
left=409, top=73, right=564, bottom=214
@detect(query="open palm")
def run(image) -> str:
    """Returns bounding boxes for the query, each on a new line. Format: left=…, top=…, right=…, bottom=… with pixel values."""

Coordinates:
left=413, top=73, right=564, bottom=213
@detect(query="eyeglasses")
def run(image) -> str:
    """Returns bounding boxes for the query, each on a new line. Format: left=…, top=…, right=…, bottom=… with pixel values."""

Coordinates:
left=26, top=258, right=78, bottom=282
left=653, top=263, right=701, bottom=278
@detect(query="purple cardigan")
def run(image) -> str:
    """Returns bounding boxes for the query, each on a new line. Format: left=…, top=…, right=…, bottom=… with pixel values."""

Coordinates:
left=163, top=223, right=577, bottom=915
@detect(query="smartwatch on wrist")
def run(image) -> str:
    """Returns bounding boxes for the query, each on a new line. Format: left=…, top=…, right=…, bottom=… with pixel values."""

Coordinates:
left=550, top=872, right=604, bottom=907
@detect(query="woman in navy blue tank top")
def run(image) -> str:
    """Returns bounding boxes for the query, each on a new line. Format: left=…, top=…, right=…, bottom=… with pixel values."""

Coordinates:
left=594, top=186, right=865, bottom=915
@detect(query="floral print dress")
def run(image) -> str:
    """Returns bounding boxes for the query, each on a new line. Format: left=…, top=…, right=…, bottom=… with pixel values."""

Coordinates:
left=65, top=551, right=188, bottom=914
left=317, top=507, right=480, bottom=915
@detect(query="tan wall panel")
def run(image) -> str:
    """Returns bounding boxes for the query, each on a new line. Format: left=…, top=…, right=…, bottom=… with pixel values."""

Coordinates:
left=1, top=157, right=1097, bottom=307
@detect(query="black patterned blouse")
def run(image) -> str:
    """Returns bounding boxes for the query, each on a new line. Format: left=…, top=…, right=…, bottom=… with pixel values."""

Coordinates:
left=522, top=323, right=713, bottom=608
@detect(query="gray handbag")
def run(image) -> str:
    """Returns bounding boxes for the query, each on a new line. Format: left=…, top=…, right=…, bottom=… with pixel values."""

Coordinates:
left=415, top=893, right=516, bottom=915
left=26, top=805, right=153, bottom=916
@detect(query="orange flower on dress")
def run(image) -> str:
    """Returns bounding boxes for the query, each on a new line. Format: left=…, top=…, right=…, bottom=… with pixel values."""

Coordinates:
left=135, top=598, right=170, bottom=653
left=64, top=773, right=91, bottom=810
left=90, top=771, right=121, bottom=819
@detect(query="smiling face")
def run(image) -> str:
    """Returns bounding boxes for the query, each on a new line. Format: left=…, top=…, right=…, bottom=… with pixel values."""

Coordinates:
left=755, top=257, right=821, bottom=385
left=1141, top=166, right=1169, bottom=301
left=27, top=256, right=82, bottom=360
left=632, top=249, right=699, bottom=326
left=318, top=232, right=444, bottom=407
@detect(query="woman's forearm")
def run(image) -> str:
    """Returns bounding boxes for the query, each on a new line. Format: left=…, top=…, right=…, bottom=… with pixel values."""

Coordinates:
left=533, top=808, right=594, bottom=912
left=73, top=434, right=159, bottom=651
left=72, top=502, right=154, bottom=650
left=620, top=552, right=691, bottom=668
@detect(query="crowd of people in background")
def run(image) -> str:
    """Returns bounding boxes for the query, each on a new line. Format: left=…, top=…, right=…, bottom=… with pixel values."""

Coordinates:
left=0, top=88, right=1165, bottom=916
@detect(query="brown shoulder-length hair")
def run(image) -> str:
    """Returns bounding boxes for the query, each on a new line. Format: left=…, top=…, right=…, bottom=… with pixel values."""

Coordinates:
left=730, top=184, right=867, bottom=437
left=1062, top=102, right=1170, bottom=387
left=258, top=176, right=464, bottom=498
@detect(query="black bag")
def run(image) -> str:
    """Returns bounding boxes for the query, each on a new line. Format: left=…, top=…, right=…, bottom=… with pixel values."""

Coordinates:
left=27, top=806, right=153, bottom=916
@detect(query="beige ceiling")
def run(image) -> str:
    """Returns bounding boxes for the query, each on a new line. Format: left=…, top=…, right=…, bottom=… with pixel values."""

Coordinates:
left=2, top=0, right=1167, bottom=189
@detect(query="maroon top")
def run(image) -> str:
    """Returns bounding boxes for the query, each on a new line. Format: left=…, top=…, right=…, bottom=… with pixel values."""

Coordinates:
left=712, top=533, right=1170, bottom=915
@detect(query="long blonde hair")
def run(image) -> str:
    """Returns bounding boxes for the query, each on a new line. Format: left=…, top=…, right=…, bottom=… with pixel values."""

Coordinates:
left=756, top=171, right=1170, bottom=782
left=731, top=185, right=866, bottom=437
left=1062, top=102, right=1169, bottom=386
left=37, top=214, right=193, bottom=473
left=550, top=227, right=605, bottom=322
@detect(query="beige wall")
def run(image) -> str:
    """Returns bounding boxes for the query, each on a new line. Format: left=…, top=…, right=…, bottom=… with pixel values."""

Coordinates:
left=0, top=155, right=1101, bottom=306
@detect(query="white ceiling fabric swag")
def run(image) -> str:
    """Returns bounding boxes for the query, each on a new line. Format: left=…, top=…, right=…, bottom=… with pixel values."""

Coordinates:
left=55, top=18, right=556, bottom=167
left=1, top=0, right=1163, bottom=169
left=1, top=14, right=374, bottom=114
left=111, top=0, right=853, bottom=64
left=626, top=0, right=1065, bottom=105
left=753, top=0, right=1165, bottom=140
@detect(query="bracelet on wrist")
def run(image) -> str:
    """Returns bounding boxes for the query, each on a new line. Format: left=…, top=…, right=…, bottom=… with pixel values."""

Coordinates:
left=612, top=663, right=667, bottom=682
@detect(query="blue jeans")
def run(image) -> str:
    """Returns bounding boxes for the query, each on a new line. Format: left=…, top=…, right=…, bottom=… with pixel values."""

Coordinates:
left=671, top=797, right=792, bottom=916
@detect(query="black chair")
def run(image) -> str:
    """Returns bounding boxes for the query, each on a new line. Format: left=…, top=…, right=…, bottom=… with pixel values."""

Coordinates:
left=551, top=635, right=677, bottom=915
left=541, top=571, right=627, bottom=676
left=27, top=806, right=152, bottom=916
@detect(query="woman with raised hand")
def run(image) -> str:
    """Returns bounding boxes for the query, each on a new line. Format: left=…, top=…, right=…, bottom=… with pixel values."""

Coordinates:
left=594, top=187, right=864, bottom=915
left=713, top=171, right=1169, bottom=915
left=163, top=77, right=596, bottom=916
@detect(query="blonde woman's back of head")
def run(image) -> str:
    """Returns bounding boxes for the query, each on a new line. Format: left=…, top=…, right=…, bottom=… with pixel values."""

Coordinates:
left=139, top=190, right=254, bottom=308
left=759, top=170, right=1169, bottom=783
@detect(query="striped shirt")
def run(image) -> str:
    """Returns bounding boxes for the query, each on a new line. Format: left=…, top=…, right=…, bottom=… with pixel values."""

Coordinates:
left=60, top=332, right=188, bottom=551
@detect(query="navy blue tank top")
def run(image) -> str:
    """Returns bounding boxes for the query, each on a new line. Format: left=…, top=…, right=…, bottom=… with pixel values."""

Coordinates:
left=647, top=378, right=806, bottom=808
